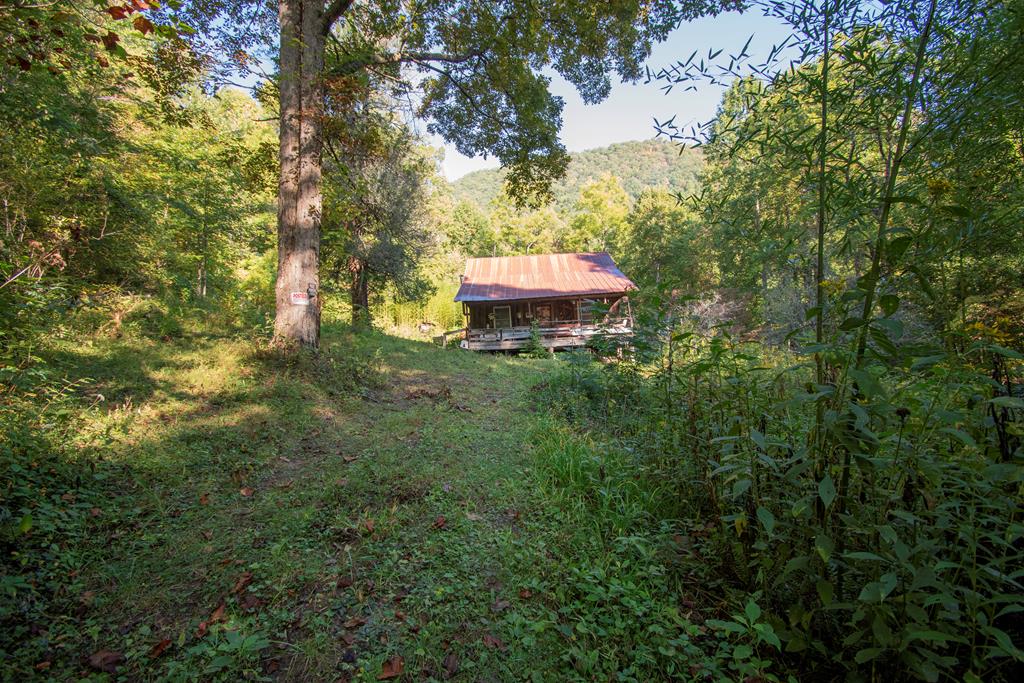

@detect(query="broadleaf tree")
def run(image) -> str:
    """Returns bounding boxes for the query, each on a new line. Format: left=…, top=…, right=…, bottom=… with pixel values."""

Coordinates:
left=157, top=0, right=738, bottom=347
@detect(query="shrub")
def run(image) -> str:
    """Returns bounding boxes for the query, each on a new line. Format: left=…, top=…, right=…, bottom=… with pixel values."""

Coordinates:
left=521, top=321, right=549, bottom=358
left=539, top=328, right=1024, bottom=681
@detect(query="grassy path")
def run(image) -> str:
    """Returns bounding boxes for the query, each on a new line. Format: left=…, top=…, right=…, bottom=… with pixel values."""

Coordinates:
left=19, top=327, right=585, bottom=681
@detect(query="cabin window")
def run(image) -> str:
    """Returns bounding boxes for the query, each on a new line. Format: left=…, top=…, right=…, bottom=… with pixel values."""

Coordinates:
left=555, top=300, right=575, bottom=322
left=534, top=304, right=552, bottom=323
left=492, top=305, right=512, bottom=329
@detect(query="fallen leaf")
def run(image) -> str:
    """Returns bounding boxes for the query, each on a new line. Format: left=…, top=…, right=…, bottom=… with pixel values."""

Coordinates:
left=132, top=15, right=155, bottom=34
left=266, top=659, right=280, bottom=673
left=88, top=649, right=124, bottom=673
left=491, top=598, right=510, bottom=613
left=61, top=492, right=75, bottom=502
left=231, top=571, right=253, bottom=594
left=195, top=620, right=208, bottom=638
left=378, top=655, right=404, bottom=680
left=336, top=478, right=349, bottom=486
left=363, top=518, right=375, bottom=533
left=432, top=515, right=447, bottom=530
left=34, top=661, right=50, bottom=671
left=202, top=530, right=213, bottom=540
left=341, top=632, right=355, bottom=645
left=239, top=487, right=254, bottom=497
left=149, top=638, right=171, bottom=658
left=466, top=512, right=481, bottom=521
left=519, top=589, right=533, bottom=599
left=337, top=575, right=354, bottom=589
left=209, top=603, right=226, bottom=623
left=101, top=31, right=119, bottom=52
left=443, top=652, right=459, bottom=678
left=343, top=616, right=366, bottom=629
left=199, top=493, right=210, bottom=505
left=343, top=455, right=358, bottom=463
left=90, top=507, right=102, bottom=517
left=482, top=634, right=507, bottom=651
left=79, top=590, right=95, bottom=606
left=106, top=6, right=129, bottom=20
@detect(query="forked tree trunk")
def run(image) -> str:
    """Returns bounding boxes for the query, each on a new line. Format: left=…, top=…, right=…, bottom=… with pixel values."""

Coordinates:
left=274, top=0, right=324, bottom=347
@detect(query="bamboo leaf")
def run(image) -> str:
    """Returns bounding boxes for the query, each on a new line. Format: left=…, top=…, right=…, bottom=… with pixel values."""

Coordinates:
left=879, top=294, right=899, bottom=317
left=818, top=474, right=836, bottom=509
left=756, top=506, right=776, bottom=534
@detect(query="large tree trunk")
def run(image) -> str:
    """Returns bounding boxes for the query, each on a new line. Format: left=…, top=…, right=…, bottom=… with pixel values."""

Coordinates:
left=274, top=0, right=324, bottom=347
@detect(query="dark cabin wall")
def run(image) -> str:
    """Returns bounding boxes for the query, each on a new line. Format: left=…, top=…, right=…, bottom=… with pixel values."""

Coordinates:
left=465, top=296, right=620, bottom=329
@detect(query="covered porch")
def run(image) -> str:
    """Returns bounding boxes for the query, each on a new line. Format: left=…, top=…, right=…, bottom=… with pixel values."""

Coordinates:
left=451, top=252, right=638, bottom=353
left=460, top=296, right=633, bottom=351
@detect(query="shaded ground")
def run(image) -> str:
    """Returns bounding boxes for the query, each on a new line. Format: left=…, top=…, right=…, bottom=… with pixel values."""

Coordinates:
left=13, top=325, right=587, bottom=680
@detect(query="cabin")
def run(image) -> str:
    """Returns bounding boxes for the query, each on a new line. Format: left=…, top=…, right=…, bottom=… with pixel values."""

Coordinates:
left=452, top=252, right=637, bottom=352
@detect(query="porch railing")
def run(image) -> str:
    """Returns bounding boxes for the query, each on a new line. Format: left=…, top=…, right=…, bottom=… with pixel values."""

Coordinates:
left=464, top=316, right=632, bottom=343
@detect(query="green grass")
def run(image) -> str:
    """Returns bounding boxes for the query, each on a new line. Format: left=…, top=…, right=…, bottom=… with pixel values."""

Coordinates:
left=0, top=325, right=606, bottom=680
left=2, top=320, right=751, bottom=681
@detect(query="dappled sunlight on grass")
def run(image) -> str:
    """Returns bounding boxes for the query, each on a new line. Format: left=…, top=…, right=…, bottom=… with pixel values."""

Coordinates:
left=6, top=320, right=724, bottom=680
left=4, top=322, right=581, bottom=678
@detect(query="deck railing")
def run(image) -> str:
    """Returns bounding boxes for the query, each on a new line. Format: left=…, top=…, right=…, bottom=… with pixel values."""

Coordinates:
left=436, top=317, right=634, bottom=349
left=464, top=316, right=632, bottom=344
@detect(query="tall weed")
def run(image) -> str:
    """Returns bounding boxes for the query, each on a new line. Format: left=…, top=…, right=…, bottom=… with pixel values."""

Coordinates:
left=540, top=329, right=1023, bottom=681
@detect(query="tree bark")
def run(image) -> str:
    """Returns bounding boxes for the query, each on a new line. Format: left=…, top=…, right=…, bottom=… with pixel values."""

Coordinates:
left=274, top=0, right=324, bottom=347
left=349, top=255, right=370, bottom=327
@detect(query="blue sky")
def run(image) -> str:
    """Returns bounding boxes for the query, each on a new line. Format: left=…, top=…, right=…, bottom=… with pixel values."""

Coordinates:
left=434, top=8, right=791, bottom=180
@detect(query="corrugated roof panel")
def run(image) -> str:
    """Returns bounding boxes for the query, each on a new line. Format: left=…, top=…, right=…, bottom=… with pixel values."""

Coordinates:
left=454, top=252, right=637, bottom=302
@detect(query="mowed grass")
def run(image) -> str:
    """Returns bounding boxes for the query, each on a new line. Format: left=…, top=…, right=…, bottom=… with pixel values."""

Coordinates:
left=6, top=324, right=592, bottom=681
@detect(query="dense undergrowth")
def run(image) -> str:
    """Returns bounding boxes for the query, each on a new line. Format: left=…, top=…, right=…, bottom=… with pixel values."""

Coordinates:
left=0, top=296, right=390, bottom=680
left=2, top=294, right=790, bottom=682
left=537, top=323, right=1023, bottom=681
left=4, top=285, right=1022, bottom=682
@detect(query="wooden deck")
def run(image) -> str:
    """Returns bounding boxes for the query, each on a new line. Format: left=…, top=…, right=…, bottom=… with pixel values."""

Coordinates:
left=456, top=319, right=633, bottom=351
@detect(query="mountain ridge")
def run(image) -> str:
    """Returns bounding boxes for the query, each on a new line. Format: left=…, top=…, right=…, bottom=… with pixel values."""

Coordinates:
left=449, top=138, right=703, bottom=211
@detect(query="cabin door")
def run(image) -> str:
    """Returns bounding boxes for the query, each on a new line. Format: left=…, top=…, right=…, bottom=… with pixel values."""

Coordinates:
left=493, top=305, right=512, bottom=329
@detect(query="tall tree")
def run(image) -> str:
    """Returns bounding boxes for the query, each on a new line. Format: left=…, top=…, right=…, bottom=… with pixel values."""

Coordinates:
left=322, top=118, right=434, bottom=327
left=273, top=0, right=326, bottom=344
left=561, top=174, right=632, bottom=254
left=162, top=0, right=735, bottom=346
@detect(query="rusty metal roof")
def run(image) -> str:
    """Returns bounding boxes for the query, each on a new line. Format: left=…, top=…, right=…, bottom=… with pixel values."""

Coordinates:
left=454, top=252, right=637, bottom=302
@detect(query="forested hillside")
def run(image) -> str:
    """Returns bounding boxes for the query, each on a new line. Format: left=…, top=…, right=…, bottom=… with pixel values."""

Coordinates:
left=2, top=1, right=1022, bottom=682
left=450, top=139, right=703, bottom=211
